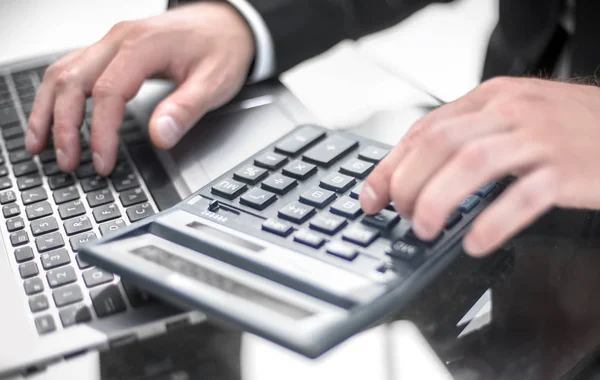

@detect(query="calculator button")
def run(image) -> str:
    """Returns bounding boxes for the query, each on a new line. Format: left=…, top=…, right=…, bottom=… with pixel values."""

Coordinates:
left=53, top=186, right=79, bottom=204
left=274, top=126, right=325, bottom=155
left=262, top=218, right=293, bottom=237
left=320, top=173, right=356, bottom=193
left=6, top=216, right=24, bottom=232
left=14, top=246, right=33, bottom=263
left=233, top=165, right=268, bottom=185
left=362, top=209, right=400, bottom=230
left=325, top=241, right=358, bottom=261
left=23, top=277, right=44, bottom=295
left=34, top=314, right=56, bottom=334
left=94, top=203, right=122, bottom=223
left=53, top=284, right=84, bottom=307
left=59, top=304, right=92, bottom=327
left=36, top=231, right=65, bottom=253
left=459, top=195, right=480, bottom=213
left=303, top=136, right=358, bottom=166
left=21, top=187, right=47, bottom=204
left=261, top=175, right=297, bottom=195
left=299, top=187, right=336, bottom=208
left=387, top=240, right=423, bottom=261
left=19, top=261, right=39, bottom=279
left=358, top=146, right=389, bottom=163
left=90, top=285, right=126, bottom=318
left=330, top=196, right=363, bottom=219
left=446, top=211, right=462, bottom=229
left=126, top=202, right=154, bottom=222
left=405, top=228, right=443, bottom=247
left=282, top=160, right=317, bottom=180
left=46, top=266, right=77, bottom=288
left=293, top=229, right=325, bottom=248
left=240, top=187, right=277, bottom=210
left=69, top=231, right=98, bottom=252
left=254, top=151, right=288, bottom=170
left=30, top=216, right=59, bottom=236
left=278, top=201, right=315, bottom=224
left=476, top=182, right=497, bottom=197
left=342, top=225, right=380, bottom=247
left=29, top=294, right=49, bottom=312
left=339, top=158, right=374, bottom=179
left=309, top=213, right=347, bottom=235
left=211, top=178, right=247, bottom=200
left=58, top=200, right=86, bottom=220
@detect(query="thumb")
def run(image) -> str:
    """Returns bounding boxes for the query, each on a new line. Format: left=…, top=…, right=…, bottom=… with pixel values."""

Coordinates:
left=149, top=77, right=212, bottom=150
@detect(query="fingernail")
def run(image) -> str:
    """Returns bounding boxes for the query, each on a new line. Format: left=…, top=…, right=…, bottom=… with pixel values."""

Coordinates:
left=56, top=149, right=69, bottom=170
left=156, top=115, right=181, bottom=148
left=412, top=220, right=434, bottom=239
left=25, top=129, right=38, bottom=150
left=93, top=152, right=104, bottom=174
left=360, top=184, right=378, bottom=212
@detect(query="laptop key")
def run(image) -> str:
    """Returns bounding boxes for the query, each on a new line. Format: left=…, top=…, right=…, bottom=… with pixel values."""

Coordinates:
left=35, top=231, right=65, bottom=253
left=342, top=225, right=380, bottom=247
left=75, top=163, right=97, bottom=178
left=299, top=187, right=336, bottom=208
left=303, top=135, right=358, bottom=166
left=34, top=314, right=56, bottom=334
left=0, top=105, right=18, bottom=126
left=81, top=176, right=108, bottom=193
left=58, top=200, right=86, bottom=220
left=262, top=218, right=293, bottom=237
left=10, top=230, right=29, bottom=246
left=254, top=151, right=288, bottom=170
left=13, top=160, right=38, bottom=176
left=0, top=177, right=11, bottom=190
left=86, top=188, right=114, bottom=208
left=0, top=165, right=7, bottom=177
left=362, top=209, right=400, bottom=230
left=7, top=216, right=24, bottom=233
left=2, top=203, right=20, bottom=218
left=30, top=216, right=59, bottom=236
left=99, top=219, right=126, bottom=236
left=26, top=201, right=53, bottom=220
left=3, top=126, right=24, bottom=140
left=278, top=201, right=315, bottom=224
left=325, top=241, right=359, bottom=261
left=339, top=158, right=374, bottom=179
left=211, top=178, right=247, bottom=200
left=90, top=284, right=126, bottom=318
left=83, top=268, right=114, bottom=288
left=18, top=175, right=43, bottom=191
left=40, top=248, right=71, bottom=270
left=309, top=213, right=347, bottom=235
left=261, top=174, right=297, bottom=195
left=274, top=126, right=325, bottom=155
left=19, top=261, right=38, bottom=278
left=320, top=173, right=356, bottom=193
left=293, top=229, right=325, bottom=248
left=75, top=254, right=92, bottom=269
left=21, top=187, right=47, bottom=204
left=38, top=149, right=56, bottom=163
left=0, top=190, right=16, bottom=204
left=119, top=188, right=147, bottom=207
left=53, top=186, right=79, bottom=204
left=330, top=196, right=363, bottom=219
left=46, top=266, right=77, bottom=288
left=69, top=231, right=98, bottom=252
left=93, top=203, right=122, bottom=223
left=358, top=146, right=389, bottom=163
left=126, top=202, right=154, bottom=222
left=53, top=284, right=84, bottom=307
left=29, top=294, right=49, bottom=313
left=59, top=304, right=92, bottom=327
left=112, top=173, right=139, bottom=192
left=80, top=149, right=93, bottom=164
left=233, top=165, right=268, bottom=185
left=9, top=149, right=31, bottom=164
left=48, top=174, right=75, bottom=190
left=14, top=246, right=34, bottom=263
left=64, top=215, right=93, bottom=235
left=5, top=136, right=25, bottom=151
left=282, top=160, right=317, bottom=180
left=240, top=187, right=277, bottom=210
left=23, top=277, right=44, bottom=295
left=42, top=162, right=61, bottom=176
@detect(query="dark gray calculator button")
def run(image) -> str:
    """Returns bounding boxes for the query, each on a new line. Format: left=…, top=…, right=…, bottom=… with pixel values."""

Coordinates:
left=281, top=160, right=317, bottom=180
left=2, top=203, right=20, bottom=218
left=81, top=176, right=108, bottom=193
left=476, top=182, right=497, bottom=197
left=21, top=187, right=47, bottom=204
left=23, top=277, right=44, bottom=295
left=6, top=137, right=26, bottom=152
left=294, top=229, right=325, bottom=248
left=34, top=314, right=56, bottom=334
left=58, top=200, right=86, bottom=220
left=358, top=146, right=389, bottom=163
left=93, top=203, right=122, bottom=223
left=126, top=202, right=154, bottom=222
left=30, top=216, right=59, bottom=236
left=99, top=219, right=126, bottom=236
left=278, top=201, right=315, bottom=224
left=320, top=172, right=356, bottom=193
left=14, top=246, right=33, bottom=263
left=274, top=126, right=325, bottom=155
left=42, top=162, right=61, bottom=176
left=446, top=211, right=462, bottom=229
left=0, top=190, right=16, bottom=204
left=387, top=240, right=423, bottom=261
left=53, top=186, right=79, bottom=204
left=40, top=248, right=71, bottom=270
left=90, top=284, right=126, bottom=318
left=13, top=160, right=38, bottom=176
left=46, top=266, right=77, bottom=288
left=330, top=196, right=363, bottom=219
left=86, top=188, right=114, bottom=207
left=19, top=261, right=38, bottom=278
left=119, top=188, right=147, bottom=207
left=69, top=231, right=98, bottom=252
left=299, top=187, right=336, bottom=208
left=59, top=304, right=92, bottom=327
left=35, top=231, right=65, bottom=252
left=9, top=149, right=31, bottom=164
left=48, top=174, right=75, bottom=190
left=39, top=149, right=56, bottom=163
left=254, top=151, right=288, bottom=170
left=0, top=177, right=11, bottom=190
left=76, top=254, right=92, bottom=269
left=362, top=209, right=400, bottom=230
left=339, top=158, right=374, bottom=179
left=10, top=230, right=29, bottom=246
left=303, top=135, right=358, bottom=166
left=405, top=228, right=443, bottom=247
left=325, top=241, right=358, bottom=261
left=64, top=215, right=93, bottom=235
left=349, top=182, right=364, bottom=200
left=459, top=195, right=480, bottom=213
left=342, top=225, right=380, bottom=247
left=240, top=187, right=276, bottom=210
left=309, top=213, right=347, bottom=235
left=53, top=284, right=84, bottom=307
left=211, top=178, right=247, bottom=200
left=233, top=165, right=268, bottom=185
left=26, top=201, right=52, bottom=220
left=29, top=294, right=49, bottom=312
left=262, top=218, right=293, bottom=237
left=83, top=268, right=114, bottom=288
left=6, top=216, right=24, bottom=232
left=261, top=175, right=297, bottom=195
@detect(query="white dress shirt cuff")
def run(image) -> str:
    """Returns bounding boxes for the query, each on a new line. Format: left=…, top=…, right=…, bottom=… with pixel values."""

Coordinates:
left=226, top=0, right=276, bottom=83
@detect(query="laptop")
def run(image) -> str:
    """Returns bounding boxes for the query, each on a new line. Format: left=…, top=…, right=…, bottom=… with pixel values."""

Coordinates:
left=0, top=51, right=328, bottom=378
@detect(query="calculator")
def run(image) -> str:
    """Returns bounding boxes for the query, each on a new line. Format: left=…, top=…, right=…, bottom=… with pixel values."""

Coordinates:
left=79, top=125, right=504, bottom=358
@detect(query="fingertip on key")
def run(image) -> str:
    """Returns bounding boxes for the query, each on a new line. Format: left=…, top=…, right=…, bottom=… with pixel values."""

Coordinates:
left=25, top=129, right=39, bottom=153
left=359, top=184, right=379, bottom=214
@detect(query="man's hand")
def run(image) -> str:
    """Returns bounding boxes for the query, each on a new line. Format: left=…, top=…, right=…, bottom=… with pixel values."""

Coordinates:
left=25, top=2, right=255, bottom=176
left=359, top=77, right=600, bottom=256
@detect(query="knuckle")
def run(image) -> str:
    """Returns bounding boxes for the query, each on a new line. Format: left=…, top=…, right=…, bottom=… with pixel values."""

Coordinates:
left=55, top=67, right=81, bottom=89
left=45, top=63, right=64, bottom=81
left=423, top=124, right=454, bottom=152
left=481, top=76, right=516, bottom=93
left=108, top=20, right=132, bottom=36
left=92, top=79, right=119, bottom=99
left=459, top=142, right=487, bottom=171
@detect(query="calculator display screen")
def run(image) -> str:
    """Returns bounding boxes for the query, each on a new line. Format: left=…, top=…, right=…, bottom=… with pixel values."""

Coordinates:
left=130, top=244, right=314, bottom=320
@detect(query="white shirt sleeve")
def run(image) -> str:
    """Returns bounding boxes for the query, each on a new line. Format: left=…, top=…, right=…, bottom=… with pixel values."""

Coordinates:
left=226, top=0, right=276, bottom=83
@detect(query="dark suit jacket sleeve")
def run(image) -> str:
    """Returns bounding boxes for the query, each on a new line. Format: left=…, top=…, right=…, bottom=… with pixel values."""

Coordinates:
left=248, top=0, right=454, bottom=75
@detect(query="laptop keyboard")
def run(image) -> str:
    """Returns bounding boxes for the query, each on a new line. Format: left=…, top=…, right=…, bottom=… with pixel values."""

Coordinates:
left=1, top=66, right=160, bottom=335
